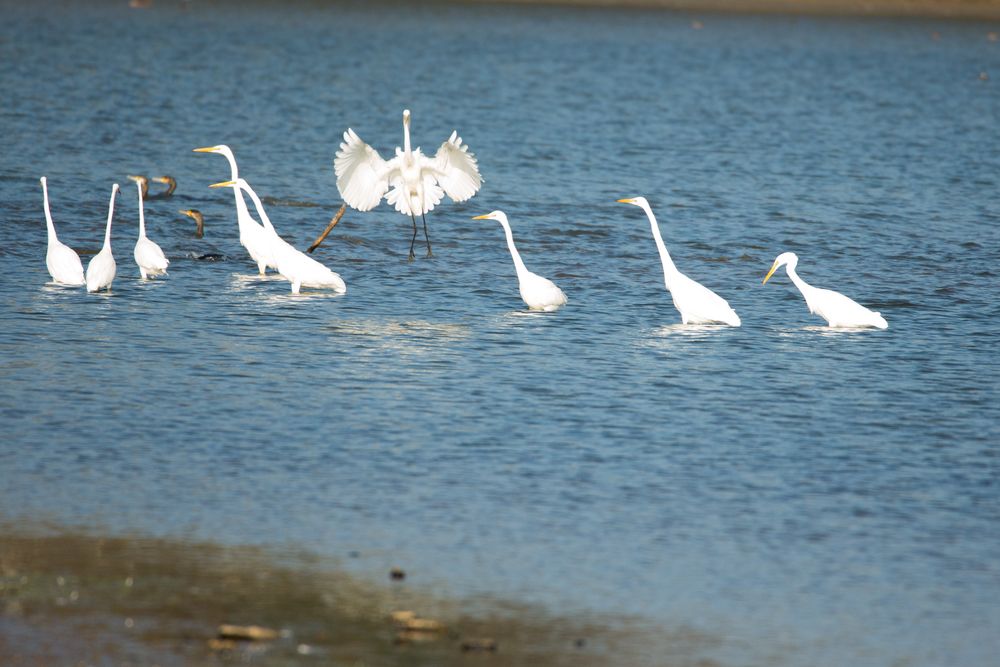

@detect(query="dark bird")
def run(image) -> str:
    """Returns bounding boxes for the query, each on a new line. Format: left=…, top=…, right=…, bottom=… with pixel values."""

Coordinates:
left=178, top=209, right=204, bottom=238
left=126, top=175, right=177, bottom=200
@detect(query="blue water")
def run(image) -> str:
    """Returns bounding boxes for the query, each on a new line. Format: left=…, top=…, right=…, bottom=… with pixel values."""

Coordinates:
left=2, top=1, right=1000, bottom=665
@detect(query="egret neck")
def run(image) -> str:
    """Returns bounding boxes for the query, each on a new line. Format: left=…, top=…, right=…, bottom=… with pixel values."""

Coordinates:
left=637, top=199, right=680, bottom=288
left=41, top=177, right=57, bottom=244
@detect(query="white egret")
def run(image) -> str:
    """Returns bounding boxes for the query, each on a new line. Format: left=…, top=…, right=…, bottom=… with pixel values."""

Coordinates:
left=472, top=211, right=567, bottom=312
left=40, top=176, right=85, bottom=286
left=763, top=252, right=888, bottom=329
left=335, top=109, right=483, bottom=260
left=86, top=184, right=119, bottom=293
left=194, top=145, right=277, bottom=274
left=617, top=197, right=741, bottom=327
left=130, top=177, right=169, bottom=279
left=211, top=179, right=346, bottom=295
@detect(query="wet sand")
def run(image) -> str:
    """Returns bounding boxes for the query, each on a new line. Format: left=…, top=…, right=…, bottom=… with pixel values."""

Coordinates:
left=465, top=0, right=1000, bottom=19
left=0, top=527, right=719, bottom=667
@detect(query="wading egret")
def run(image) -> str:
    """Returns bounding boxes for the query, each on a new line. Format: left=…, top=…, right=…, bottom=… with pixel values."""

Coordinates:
left=86, top=184, right=119, bottom=293
left=40, top=176, right=85, bottom=286
left=178, top=209, right=204, bottom=238
left=763, top=252, right=888, bottom=329
left=617, top=197, right=740, bottom=327
left=194, top=145, right=277, bottom=274
left=131, top=178, right=169, bottom=279
left=211, top=179, right=346, bottom=295
left=335, top=109, right=483, bottom=260
left=472, top=211, right=566, bottom=311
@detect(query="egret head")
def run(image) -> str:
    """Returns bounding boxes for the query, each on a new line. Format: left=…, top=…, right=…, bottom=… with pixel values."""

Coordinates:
left=193, top=145, right=233, bottom=159
left=209, top=179, right=239, bottom=190
left=762, top=252, right=798, bottom=284
left=403, top=109, right=411, bottom=127
left=40, top=176, right=47, bottom=187
left=616, top=196, right=649, bottom=208
left=472, top=211, right=508, bottom=224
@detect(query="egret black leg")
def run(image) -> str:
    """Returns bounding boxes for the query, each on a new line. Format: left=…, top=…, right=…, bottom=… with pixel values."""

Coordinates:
left=408, top=214, right=418, bottom=262
left=421, top=214, right=433, bottom=257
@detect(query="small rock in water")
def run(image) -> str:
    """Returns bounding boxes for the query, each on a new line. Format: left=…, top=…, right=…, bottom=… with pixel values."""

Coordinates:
left=390, top=567, right=406, bottom=581
left=460, top=638, right=498, bottom=652
left=217, top=624, right=279, bottom=641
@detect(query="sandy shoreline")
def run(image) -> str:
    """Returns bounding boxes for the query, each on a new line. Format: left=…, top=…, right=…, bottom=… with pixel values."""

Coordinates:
left=462, top=0, right=1000, bottom=19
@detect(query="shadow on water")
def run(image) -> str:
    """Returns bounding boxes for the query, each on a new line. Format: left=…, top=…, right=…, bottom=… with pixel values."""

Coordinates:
left=0, top=526, right=717, bottom=667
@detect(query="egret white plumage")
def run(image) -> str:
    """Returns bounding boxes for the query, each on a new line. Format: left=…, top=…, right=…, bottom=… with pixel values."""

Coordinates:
left=194, top=145, right=277, bottom=274
left=211, top=179, right=346, bottom=295
left=40, top=176, right=85, bottom=286
left=617, top=197, right=740, bottom=327
left=86, top=184, right=119, bottom=293
left=762, top=252, right=888, bottom=329
left=472, top=211, right=566, bottom=312
left=129, top=177, right=169, bottom=279
left=335, top=109, right=483, bottom=260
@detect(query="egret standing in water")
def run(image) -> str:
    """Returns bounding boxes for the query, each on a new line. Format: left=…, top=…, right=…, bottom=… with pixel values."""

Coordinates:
left=617, top=197, right=740, bottom=327
left=193, top=145, right=277, bottom=274
left=40, top=176, right=85, bottom=286
left=211, top=178, right=346, bottom=295
left=130, top=177, right=169, bottom=279
left=472, top=210, right=566, bottom=311
left=335, top=109, right=483, bottom=260
left=762, top=252, right=888, bottom=329
left=86, top=184, right=119, bottom=293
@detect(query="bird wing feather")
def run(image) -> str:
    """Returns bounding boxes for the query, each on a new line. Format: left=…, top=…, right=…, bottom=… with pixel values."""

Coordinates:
left=428, top=131, right=482, bottom=203
left=334, top=129, right=395, bottom=211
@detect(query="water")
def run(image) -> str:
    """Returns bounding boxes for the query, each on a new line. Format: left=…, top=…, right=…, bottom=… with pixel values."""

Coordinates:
left=2, top=1, right=999, bottom=665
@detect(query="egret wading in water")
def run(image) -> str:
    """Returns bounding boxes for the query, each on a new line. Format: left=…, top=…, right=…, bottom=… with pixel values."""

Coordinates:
left=86, top=183, right=120, bottom=293
left=762, top=252, right=888, bottom=329
left=335, top=109, right=483, bottom=260
left=130, top=177, right=169, bottom=279
left=194, top=145, right=277, bottom=274
left=472, top=211, right=567, bottom=312
left=617, top=197, right=740, bottom=327
left=40, top=176, right=85, bottom=286
left=178, top=209, right=205, bottom=238
left=211, top=179, right=346, bottom=295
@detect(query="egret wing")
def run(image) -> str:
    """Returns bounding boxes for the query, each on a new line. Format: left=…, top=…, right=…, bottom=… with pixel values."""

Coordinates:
left=429, top=131, right=482, bottom=202
left=334, top=129, right=394, bottom=211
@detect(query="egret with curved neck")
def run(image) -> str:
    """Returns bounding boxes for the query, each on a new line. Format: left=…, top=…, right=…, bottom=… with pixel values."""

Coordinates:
left=40, top=176, right=85, bottom=286
left=132, top=178, right=170, bottom=279
left=86, top=184, right=119, bottom=293
left=194, top=144, right=276, bottom=274
left=211, top=178, right=346, bottom=295
left=617, top=197, right=740, bottom=327
left=472, top=211, right=567, bottom=312
left=763, top=252, right=888, bottom=329
left=335, top=109, right=483, bottom=260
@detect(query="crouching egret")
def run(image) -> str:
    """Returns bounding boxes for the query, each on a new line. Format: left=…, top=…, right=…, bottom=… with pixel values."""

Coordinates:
left=472, top=211, right=567, bottom=312
left=617, top=197, right=740, bottom=327
left=762, top=252, right=888, bottom=329
left=211, top=179, right=346, bottom=295
left=86, top=184, right=119, bottom=293
left=194, top=145, right=277, bottom=274
left=130, top=177, right=169, bottom=279
left=335, top=109, right=483, bottom=260
left=40, top=176, right=85, bottom=286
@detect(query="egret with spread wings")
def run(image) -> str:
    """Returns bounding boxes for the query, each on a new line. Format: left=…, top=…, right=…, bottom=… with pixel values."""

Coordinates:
left=334, top=109, right=482, bottom=260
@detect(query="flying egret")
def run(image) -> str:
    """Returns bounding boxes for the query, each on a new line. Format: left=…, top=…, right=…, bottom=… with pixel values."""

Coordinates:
left=617, top=197, right=740, bottom=327
left=40, top=176, right=85, bottom=286
left=334, top=109, right=483, bottom=260
left=762, top=252, right=888, bottom=329
left=194, top=145, right=277, bottom=274
left=211, top=179, right=346, bottom=295
left=130, top=177, right=169, bottom=279
left=472, top=211, right=567, bottom=312
left=86, top=184, right=119, bottom=293
left=178, top=209, right=205, bottom=238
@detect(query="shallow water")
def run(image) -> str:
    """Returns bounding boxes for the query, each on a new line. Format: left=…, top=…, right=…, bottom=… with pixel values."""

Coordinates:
left=2, top=1, right=999, bottom=665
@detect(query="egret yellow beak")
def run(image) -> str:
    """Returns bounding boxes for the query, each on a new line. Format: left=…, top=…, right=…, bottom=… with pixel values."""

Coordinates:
left=762, top=262, right=779, bottom=285
left=471, top=214, right=491, bottom=220
left=193, top=146, right=218, bottom=153
left=616, top=198, right=635, bottom=204
left=209, top=180, right=236, bottom=188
